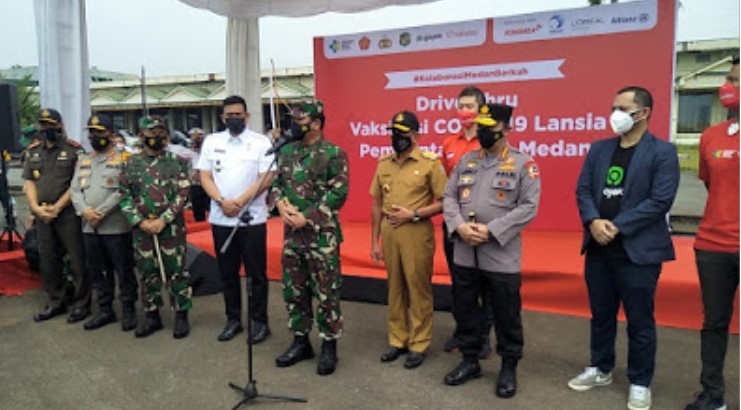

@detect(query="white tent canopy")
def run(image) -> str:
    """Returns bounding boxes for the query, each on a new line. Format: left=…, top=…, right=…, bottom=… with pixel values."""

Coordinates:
left=33, top=0, right=440, bottom=138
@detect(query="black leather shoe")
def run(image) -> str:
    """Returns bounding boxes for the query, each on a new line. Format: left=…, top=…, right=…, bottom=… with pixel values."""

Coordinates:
left=444, top=336, right=460, bottom=353
left=276, top=335, right=315, bottom=367
left=135, top=311, right=163, bottom=338
left=404, top=351, right=426, bottom=369
left=249, top=321, right=270, bottom=344
left=173, top=311, right=189, bottom=339
left=83, top=310, right=117, bottom=330
left=218, top=320, right=243, bottom=342
left=444, top=360, right=482, bottom=386
left=496, top=358, right=518, bottom=398
left=121, top=305, right=137, bottom=332
left=67, top=307, right=90, bottom=324
left=33, top=305, right=67, bottom=322
left=380, top=346, right=408, bottom=362
left=317, top=340, right=337, bottom=375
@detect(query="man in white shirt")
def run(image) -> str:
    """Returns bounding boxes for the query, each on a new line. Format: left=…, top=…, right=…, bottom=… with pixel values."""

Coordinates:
left=197, top=95, right=276, bottom=343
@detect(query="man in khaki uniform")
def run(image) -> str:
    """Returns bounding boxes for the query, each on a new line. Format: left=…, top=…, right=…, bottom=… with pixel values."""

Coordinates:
left=370, top=111, right=447, bottom=369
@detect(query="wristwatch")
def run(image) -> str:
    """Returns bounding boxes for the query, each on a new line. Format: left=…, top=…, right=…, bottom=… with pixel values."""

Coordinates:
left=412, top=209, right=421, bottom=223
left=215, top=196, right=225, bottom=206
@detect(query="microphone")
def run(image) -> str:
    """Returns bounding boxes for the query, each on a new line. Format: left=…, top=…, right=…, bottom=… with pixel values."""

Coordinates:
left=265, top=134, right=296, bottom=156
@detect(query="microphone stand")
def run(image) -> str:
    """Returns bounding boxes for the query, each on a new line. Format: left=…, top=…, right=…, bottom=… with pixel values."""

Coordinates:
left=223, top=142, right=307, bottom=409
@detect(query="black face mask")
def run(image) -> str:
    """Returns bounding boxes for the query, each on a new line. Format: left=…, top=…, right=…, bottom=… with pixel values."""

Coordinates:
left=391, top=132, right=413, bottom=154
left=225, top=117, right=246, bottom=135
left=289, top=122, right=310, bottom=140
left=43, top=128, right=62, bottom=143
left=477, top=127, right=504, bottom=149
left=90, top=135, right=110, bottom=152
left=144, top=135, right=166, bottom=151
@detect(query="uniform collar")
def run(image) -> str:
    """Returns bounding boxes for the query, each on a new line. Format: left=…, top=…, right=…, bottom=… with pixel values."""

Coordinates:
left=394, top=146, right=422, bottom=163
left=477, top=143, right=510, bottom=161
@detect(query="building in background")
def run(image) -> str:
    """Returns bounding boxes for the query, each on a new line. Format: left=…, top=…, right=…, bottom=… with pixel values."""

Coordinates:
left=1, top=37, right=737, bottom=144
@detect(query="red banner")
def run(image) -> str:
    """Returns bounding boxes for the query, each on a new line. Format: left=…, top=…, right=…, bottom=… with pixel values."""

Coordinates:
left=314, top=0, right=676, bottom=231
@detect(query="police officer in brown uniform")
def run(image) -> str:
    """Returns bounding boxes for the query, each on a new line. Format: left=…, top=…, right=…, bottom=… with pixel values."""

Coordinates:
left=370, top=111, right=448, bottom=369
left=441, top=104, right=540, bottom=398
left=24, top=108, right=91, bottom=323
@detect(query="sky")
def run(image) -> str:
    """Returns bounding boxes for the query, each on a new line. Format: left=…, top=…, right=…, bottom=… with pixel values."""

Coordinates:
left=1, top=0, right=738, bottom=77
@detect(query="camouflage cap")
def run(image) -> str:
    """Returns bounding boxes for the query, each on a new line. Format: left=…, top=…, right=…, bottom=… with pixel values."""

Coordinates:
left=138, top=115, right=167, bottom=131
left=39, top=108, right=63, bottom=125
left=86, top=114, right=114, bottom=131
left=386, top=110, right=420, bottom=133
left=296, top=100, right=324, bottom=120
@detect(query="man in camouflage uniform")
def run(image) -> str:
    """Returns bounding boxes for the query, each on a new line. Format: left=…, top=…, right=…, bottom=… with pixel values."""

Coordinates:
left=269, top=101, right=349, bottom=376
left=23, top=108, right=91, bottom=323
left=71, top=114, right=138, bottom=332
left=119, top=116, right=192, bottom=339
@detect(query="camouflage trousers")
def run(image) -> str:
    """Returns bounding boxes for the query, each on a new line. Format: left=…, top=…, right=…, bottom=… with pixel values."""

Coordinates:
left=132, top=223, right=192, bottom=312
left=282, top=230, right=342, bottom=340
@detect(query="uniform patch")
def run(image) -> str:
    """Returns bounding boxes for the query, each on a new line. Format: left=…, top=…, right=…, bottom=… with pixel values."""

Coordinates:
left=80, top=177, right=88, bottom=188
left=496, top=191, right=507, bottom=201
left=81, top=159, right=92, bottom=166
left=498, top=165, right=516, bottom=171
left=497, top=179, right=512, bottom=188
left=461, top=187, right=471, bottom=201
left=505, top=157, right=515, bottom=164
left=526, top=160, right=539, bottom=180
left=466, top=161, right=477, bottom=168
left=496, top=171, right=516, bottom=178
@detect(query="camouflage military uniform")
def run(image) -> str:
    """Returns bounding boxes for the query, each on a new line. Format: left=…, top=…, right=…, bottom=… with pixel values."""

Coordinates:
left=268, top=137, right=349, bottom=340
left=119, top=150, right=192, bottom=312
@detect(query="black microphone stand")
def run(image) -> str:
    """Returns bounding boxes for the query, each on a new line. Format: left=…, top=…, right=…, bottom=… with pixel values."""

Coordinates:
left=223, top=143, right=307, bottom=409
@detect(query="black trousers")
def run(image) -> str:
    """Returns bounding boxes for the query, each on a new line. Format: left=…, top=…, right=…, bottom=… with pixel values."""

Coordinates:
left=212, top=224, right=268, bottom=324
left=696, top=249, right=739, bottom=400
left=37, top=206, right=90, bottom=310
left=83, top=232, right=137, bottom=309
left=442, top=224, right=494, bottom=337
left=451, top=264, right=523, bottom=361
left=585, top=251, right=660, bottom=387
left=190, top=185, right=209, bottom=222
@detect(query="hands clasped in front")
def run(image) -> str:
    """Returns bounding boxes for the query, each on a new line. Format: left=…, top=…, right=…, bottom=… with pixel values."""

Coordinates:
left=276, top=199, right=308, bottom=229
left=456, top=222, right=490, bottom=247
left=589, top=219, right=620, bottom=245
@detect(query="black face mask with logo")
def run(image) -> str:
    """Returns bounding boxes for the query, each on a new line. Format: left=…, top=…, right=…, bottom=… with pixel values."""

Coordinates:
left=477, top=127, right=504, bottom=149
left=144, top=135, right=166, bottom=151
left=90, top=136, right=110, bottom=152
left=289, top=122, right=310, bottom=140
left=391, top=132, right=413, bottom=154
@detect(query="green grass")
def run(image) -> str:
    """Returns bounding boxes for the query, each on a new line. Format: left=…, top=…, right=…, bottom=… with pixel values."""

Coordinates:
left=676, top=144, right=699, bottom=173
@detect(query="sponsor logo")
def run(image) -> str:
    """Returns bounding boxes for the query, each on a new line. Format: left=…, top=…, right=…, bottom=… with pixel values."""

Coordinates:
left=446, top=29, right=480, bottom=39
left=571, top=16, right=605, bottom=30
left=416, top=33, right=443, bottom=42
left=328, top=39, right=340, bottom=53
left=399, top=32, right=411, bottom=47
left=549, top=15, right=564, bottom=30
left=504, top=24, right=542, bottom=37
left=611, top=13, right=651, bottom=24
left=358, top=36, right=371, bottom=50
left=340, top=40, right=354, bottom=51
left=378, top=37, right=392, bottom=49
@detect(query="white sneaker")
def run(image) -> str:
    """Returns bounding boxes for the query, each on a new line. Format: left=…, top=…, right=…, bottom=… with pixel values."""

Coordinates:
left=627, top=384, right=652, bottom=410
left=567, top=366, right=613, bottom=391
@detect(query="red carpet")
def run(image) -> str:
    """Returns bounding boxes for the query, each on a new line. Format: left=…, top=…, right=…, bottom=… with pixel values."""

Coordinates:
left=186, top=217, right=738, bottom=333
left=2, top=211, right=737, bottom=333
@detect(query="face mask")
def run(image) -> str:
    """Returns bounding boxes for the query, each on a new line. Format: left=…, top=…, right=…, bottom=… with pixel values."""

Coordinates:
left=477, top=127, right=503, bottom=149
left=719, top=82, right=740, bottom=111
left=90, top=135, right=110, bottom=152
left=456, top=110, right=477, bottom=129
left=43, top=128, right=61, bottom=142
left=609, top=109, right=639, bottom=135
left=116, top=142, right=125, bottom=151
left=289, top=122, right=310, bottom=140
left=144, top=135, right=166, bottom=151
left=225, top=117, right=245, bottom=135
left=391, top=132, right=412, bottom=153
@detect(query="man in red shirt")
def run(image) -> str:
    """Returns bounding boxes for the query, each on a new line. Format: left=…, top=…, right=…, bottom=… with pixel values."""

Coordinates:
left=440, top=86, right=492, bottom=358
left=685, top=57, right=739, bottom=410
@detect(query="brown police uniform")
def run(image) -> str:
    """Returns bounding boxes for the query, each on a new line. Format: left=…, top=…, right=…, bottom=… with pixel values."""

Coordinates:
left=23, top=138, right=90, bottom=312
left=370, top=147, right=447, bottom=353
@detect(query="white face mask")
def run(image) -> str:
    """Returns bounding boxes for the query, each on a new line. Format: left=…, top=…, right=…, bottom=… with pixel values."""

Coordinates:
left=609, top=109, right=640, bottom=135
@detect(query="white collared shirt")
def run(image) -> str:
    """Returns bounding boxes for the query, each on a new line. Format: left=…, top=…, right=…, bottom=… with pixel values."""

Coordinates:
left=196, top=128, right=275, bottom=226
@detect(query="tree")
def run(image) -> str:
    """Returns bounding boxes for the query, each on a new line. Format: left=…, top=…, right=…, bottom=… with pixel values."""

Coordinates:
left=0, top=74, right=39, bottom=129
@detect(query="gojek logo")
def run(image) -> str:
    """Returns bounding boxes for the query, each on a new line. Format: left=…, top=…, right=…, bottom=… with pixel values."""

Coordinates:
left=606, top=165, right=624, bottom=187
